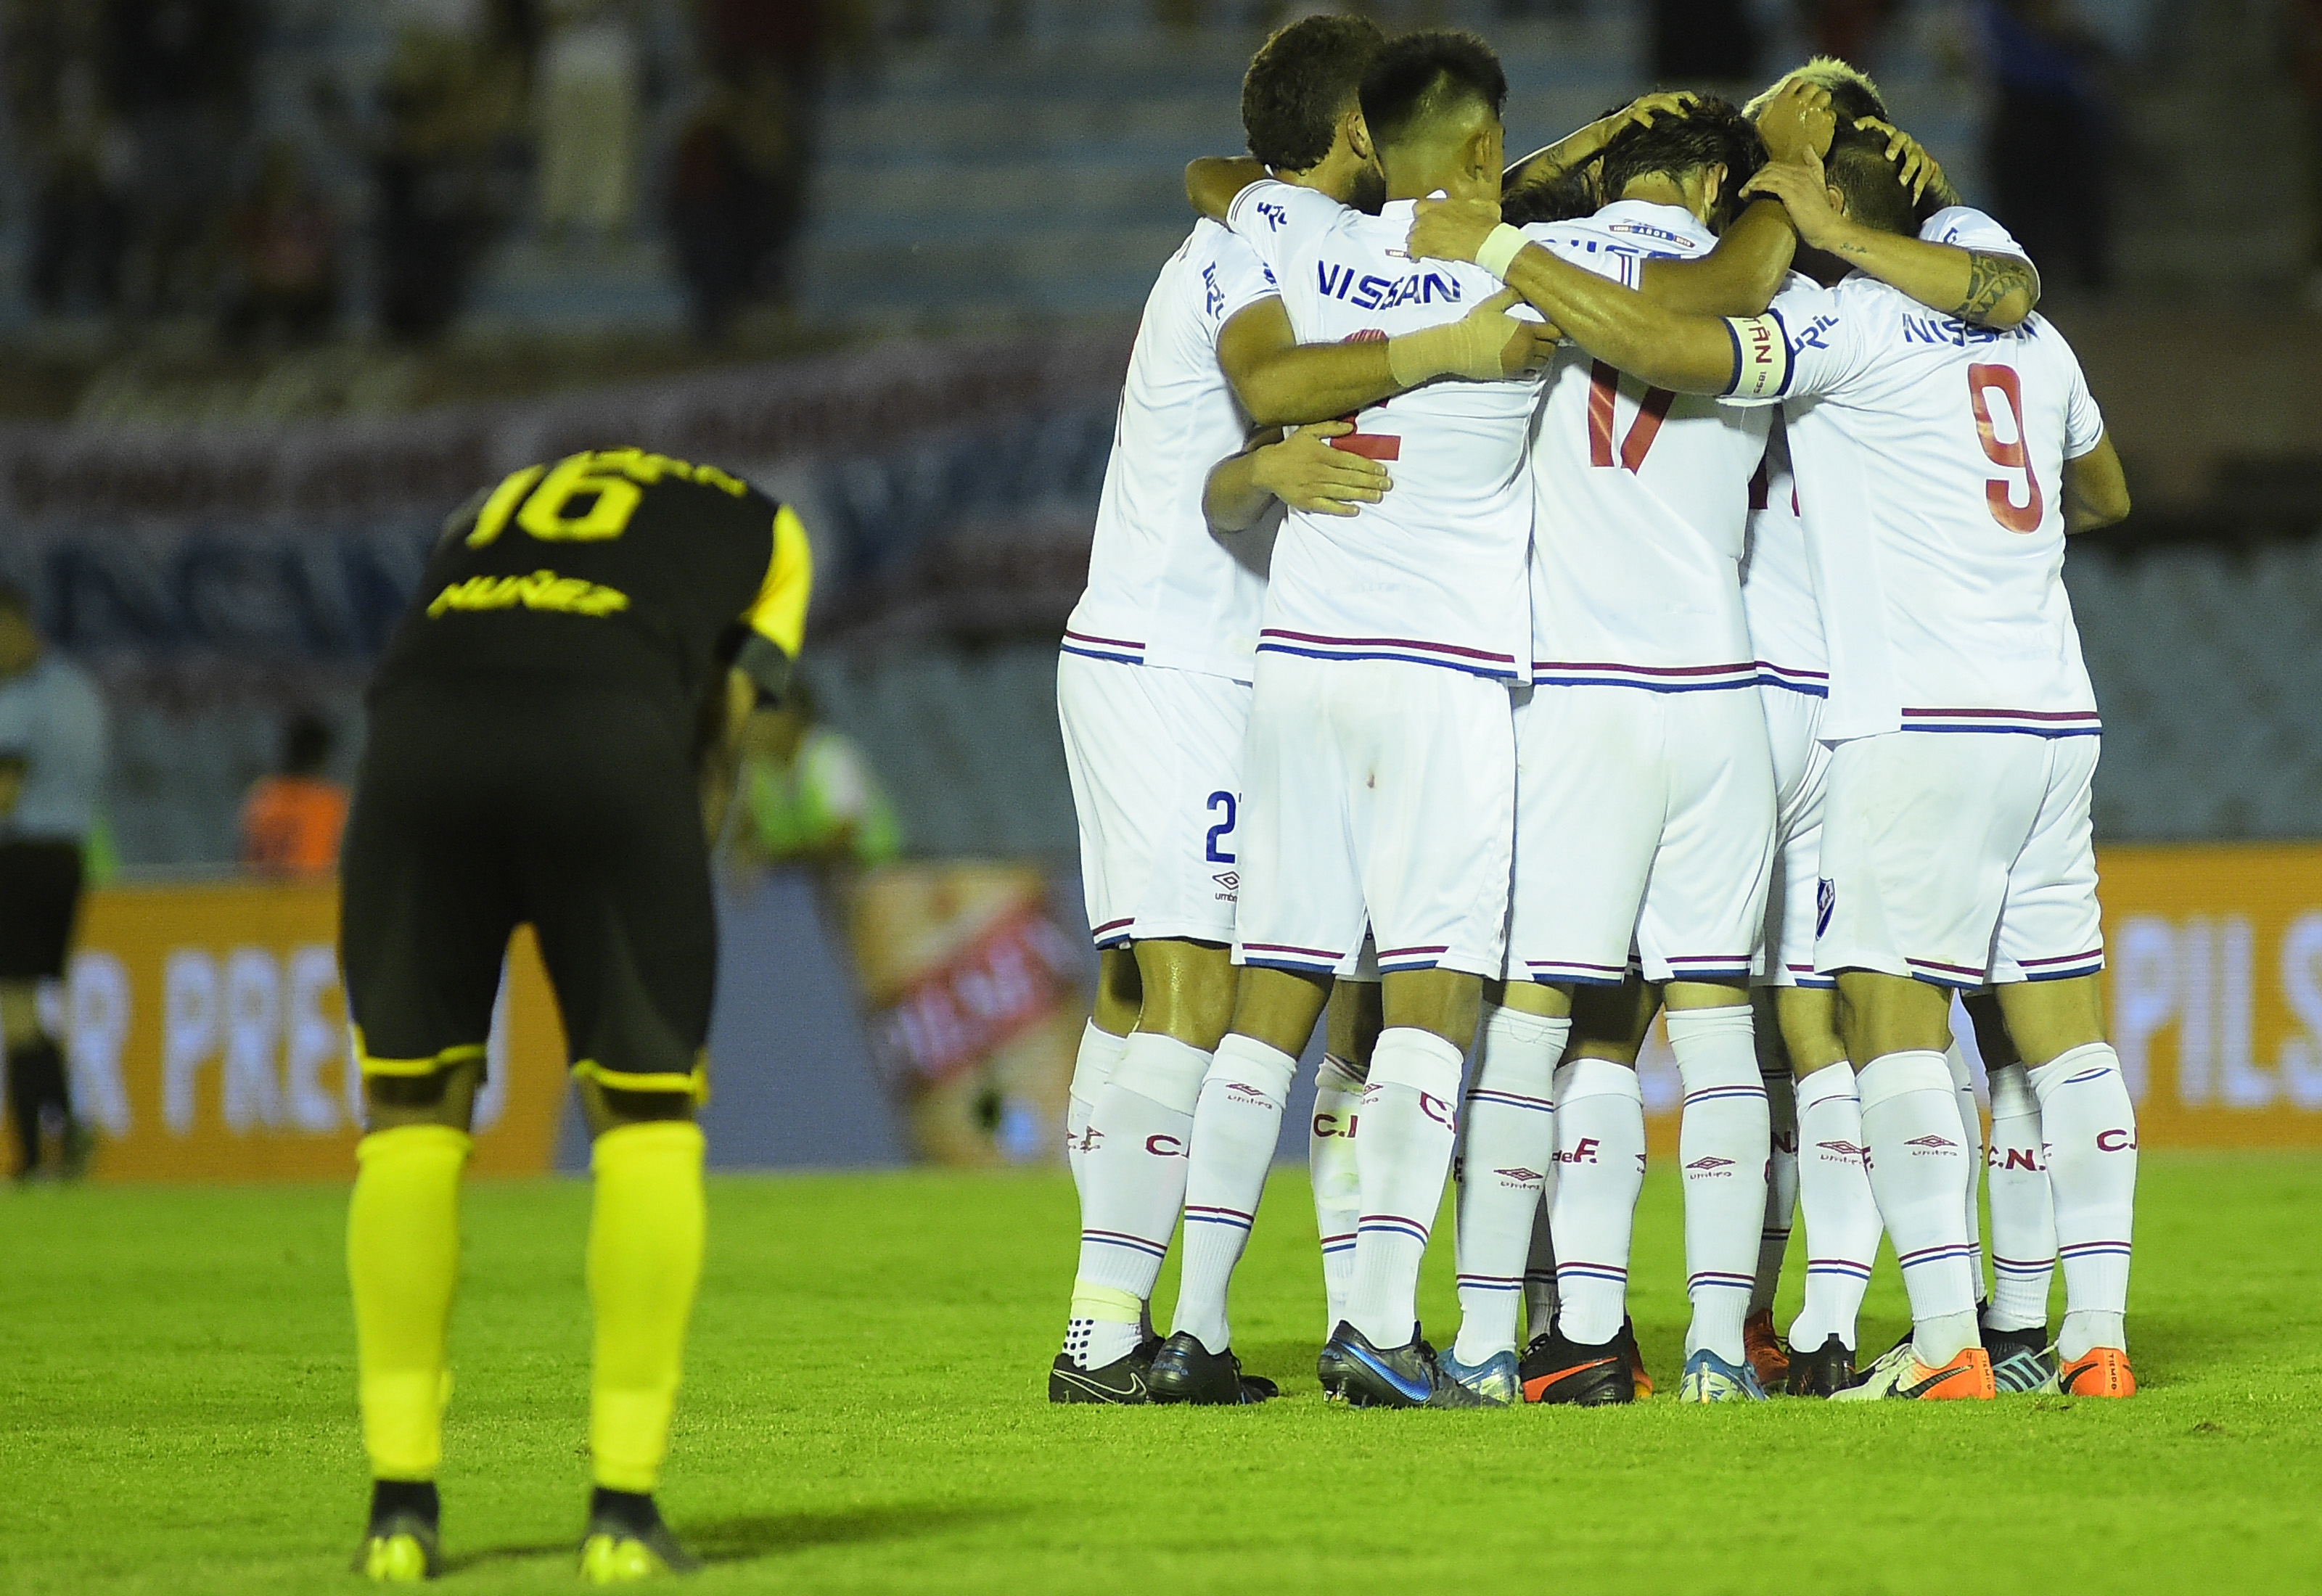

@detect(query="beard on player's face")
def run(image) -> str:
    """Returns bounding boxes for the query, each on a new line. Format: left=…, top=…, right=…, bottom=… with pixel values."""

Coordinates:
left=1346, top=161, right=1387, bottom=215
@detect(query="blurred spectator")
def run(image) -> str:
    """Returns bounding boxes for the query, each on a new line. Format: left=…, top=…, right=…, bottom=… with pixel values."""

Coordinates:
left=670, top=0, right=829, bottom=336
left=2290, top=0, right=2322, bottom=304
left=22, top=57, right=135, bottom=317
left=219, top=141, right=341, bottom=345
left=1799, top=0, right=1901, bottom=65
left=0, top=583, right=109, bottom=1180
left=103, top=0, right=251, bottom=316
left=1981, top=0, right=2113, bottom=292
left=328, top=9, right=529, bottom=340
left=729, top=681, right=903, bottom=876
left=536, top=0, right=640, bottom=242
left=1652, top=0, right=1760, bottom=84
left=239, top=712, right=348, bottom=878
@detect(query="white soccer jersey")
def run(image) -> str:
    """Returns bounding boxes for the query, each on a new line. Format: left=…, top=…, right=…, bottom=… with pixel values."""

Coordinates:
left=1063, top=220, right=1281, bottom=682
left=1753, top=218, right=2105, bottom=741
left=1226, top=179, right=1543, bottom=679
left=1524, top=201, right=1773, bottom=691
left=1738, top=413, right=1826, bottom=696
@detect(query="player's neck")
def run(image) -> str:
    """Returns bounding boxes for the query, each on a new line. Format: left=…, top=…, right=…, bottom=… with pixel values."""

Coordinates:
left=1613, top=176, right=1703, bottom=224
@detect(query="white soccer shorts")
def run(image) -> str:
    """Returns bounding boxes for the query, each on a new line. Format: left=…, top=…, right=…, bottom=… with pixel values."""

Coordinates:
left=1233, top=654, right=1515, bottom=979
left=1506, top=684, right=1776, bottom=987
left=1755, top=683, right=1834, bottom=990
left=1057, top=651, right=1251, bottom=948
left=1816, top=730, right=2105, bottom=988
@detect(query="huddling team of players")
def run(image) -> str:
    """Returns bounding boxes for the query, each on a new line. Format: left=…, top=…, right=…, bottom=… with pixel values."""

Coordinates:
left=1051, top=14, right=2140, bottom=1410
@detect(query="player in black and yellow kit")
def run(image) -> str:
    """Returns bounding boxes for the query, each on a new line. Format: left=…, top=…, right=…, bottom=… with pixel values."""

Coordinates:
left=341, top=448, right=810, bottom=1583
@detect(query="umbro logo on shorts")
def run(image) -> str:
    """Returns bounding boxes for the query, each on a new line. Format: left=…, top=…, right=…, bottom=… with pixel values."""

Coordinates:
left=1817, top=878, right=1836, bottom=936
left=1212, top=871, right=1239, bottom=890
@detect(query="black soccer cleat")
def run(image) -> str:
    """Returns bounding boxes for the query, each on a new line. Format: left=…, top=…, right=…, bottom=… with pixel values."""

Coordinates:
left=578, top=1489, right=701, bottom=1584
left=1784, top=1333, right=1859, bottom=1398
left=1982, top=1323, right=2054, bottom=1394
left=1519, top=1325, right=1633, bottom=1406
left=1317, top=1338, right=1351, bottom=1400
left=1324, top=1322, right=1490, bottom=1410
left=1146, top=1332, right=1280, bottom=1404
left=1048, top=1341, right=1157, bottom=1404
left=353, top=1480, right=440, bottom=1582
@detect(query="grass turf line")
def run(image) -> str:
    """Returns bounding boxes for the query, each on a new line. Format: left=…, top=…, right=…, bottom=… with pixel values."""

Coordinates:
left=3, top=1153, right=2320, bottom=1594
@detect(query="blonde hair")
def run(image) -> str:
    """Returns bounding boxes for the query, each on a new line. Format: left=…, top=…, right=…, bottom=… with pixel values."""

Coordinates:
left=1743, top=56, right=1888, bottom=120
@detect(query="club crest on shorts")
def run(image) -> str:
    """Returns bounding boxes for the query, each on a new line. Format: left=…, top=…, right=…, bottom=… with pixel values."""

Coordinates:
left=1816, top=877, right=1836, bottom=936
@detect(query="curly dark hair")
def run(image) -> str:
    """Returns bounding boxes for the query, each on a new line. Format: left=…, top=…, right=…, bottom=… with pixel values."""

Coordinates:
left=1594, top=96, right=1767, bottom=229
left=1240, top=12, right=1388, bottom=172
left=1359, top=29, right=1507, bottom=152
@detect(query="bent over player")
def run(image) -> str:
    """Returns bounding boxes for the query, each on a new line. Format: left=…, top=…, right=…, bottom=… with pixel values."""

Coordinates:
left=342, top=448, right=810, bottom=1580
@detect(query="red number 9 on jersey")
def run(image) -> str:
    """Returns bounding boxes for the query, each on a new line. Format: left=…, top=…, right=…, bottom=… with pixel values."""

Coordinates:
left=1967, top=362, right=2043, bottom=533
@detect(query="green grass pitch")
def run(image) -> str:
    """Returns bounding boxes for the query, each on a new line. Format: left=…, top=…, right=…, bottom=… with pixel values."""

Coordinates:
left=6, top=1153, right=2321, bottom=1594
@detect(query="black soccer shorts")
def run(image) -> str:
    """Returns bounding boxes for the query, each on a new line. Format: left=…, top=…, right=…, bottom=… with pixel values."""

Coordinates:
left=0, top=839, right=84, bottom=981
left=340, top=679, right=716, bottom=1098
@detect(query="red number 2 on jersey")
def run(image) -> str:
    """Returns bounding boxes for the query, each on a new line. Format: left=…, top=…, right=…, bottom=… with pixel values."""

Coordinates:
left=1966, top=362, right=2043, bottom=532
left=1586, top=361, right=1675, bottom=472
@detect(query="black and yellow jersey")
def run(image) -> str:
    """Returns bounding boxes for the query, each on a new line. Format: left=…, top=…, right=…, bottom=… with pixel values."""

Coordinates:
left=368, top=448, right=812, bottom=717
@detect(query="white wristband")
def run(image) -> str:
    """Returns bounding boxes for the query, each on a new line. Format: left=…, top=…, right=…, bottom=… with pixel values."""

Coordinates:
left=1474, top=223, right=1528, bottom=281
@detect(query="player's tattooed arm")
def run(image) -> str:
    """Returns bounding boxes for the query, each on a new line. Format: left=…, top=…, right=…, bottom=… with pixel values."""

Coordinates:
left=1186, top=156, right=1267, bottom=222
left=1217, top=292, right=1551, bottom=429
left=1407, top=198, right=1737, bottom=394
left=1741, top=153, right=2040, bottom=329
left=2062, top=432, right=2131, bottom=535
left=1205, top=422, right=1390, bottom=528
left=1503, top=91, right=1697, bottom=191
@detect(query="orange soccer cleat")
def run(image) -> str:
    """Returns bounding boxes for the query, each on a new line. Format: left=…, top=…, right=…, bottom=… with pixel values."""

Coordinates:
left=1743, top=1309, right=1791, bottom=1391
left=1831, top=1341, right=1995, bottom=1402
left=2050, top=1346, right=2136, bottom=1398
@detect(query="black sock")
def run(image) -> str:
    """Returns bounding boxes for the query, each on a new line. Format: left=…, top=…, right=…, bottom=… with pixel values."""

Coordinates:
left=369, top=1479, right=440, bottom=1529
left=588, top=1487, right=660, bottom=1535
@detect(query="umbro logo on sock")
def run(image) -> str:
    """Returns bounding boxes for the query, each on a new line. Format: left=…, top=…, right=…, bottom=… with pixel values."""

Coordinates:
left=1816, top=1139, right=1867, bottom=1158
left=1905, top=1135, right=1957, bottom=1151
left=1685, top=1156, right=1734, bottom=1174
left=1494, top=1166, right=1545, bottom=1184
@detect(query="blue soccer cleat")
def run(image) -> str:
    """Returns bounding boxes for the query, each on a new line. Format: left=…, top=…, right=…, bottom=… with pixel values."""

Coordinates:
left=1678, top=1347, right=1771, bottom=1403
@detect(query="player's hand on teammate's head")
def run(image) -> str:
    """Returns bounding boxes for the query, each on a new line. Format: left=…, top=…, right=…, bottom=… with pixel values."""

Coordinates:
left=1620, top=90, right=1699, bottom=130
left=1853, top=117, right=1945, bottom=204
left=1741, top=147, right=1846, bottom=250
left=1407, top=195, right=1502, bottom=265
left=1252, top=422, right=1392, bottom=518
left=1755, top=80, right=1837, bottom=164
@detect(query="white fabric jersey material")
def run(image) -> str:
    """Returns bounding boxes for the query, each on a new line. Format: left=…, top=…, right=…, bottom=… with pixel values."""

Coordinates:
left=1525, top=202, right=1773, bottom=690
left=1751, top=210, right=2106, bottom=741
left=1064, top=220, right=1279, bottom=682
left=1227, top=181, right=1543, bottom=680
left=1738, top=413, right=1826, bottom=695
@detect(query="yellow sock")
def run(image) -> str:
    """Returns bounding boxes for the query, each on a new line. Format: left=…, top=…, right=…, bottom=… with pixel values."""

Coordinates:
left=347, top=1124, right=472, bottom=1481
left=588, top=1120, right=706, bottom=1494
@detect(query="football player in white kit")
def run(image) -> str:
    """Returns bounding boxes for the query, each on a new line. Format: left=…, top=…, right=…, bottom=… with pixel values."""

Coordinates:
left=1049, top=13, right=1546, bottom=1406
left=1410, top=123, right=2136, bottom=1404
left=1432, top=92, right=1837, bottom=1409
left=1155, top=30, right=1554, bottom=1410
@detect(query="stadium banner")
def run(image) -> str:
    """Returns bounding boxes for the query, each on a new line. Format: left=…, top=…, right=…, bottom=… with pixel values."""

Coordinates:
left=1637, top=842, right=2322, bottom=1153
left=49, top=881, right=569, bottom=1182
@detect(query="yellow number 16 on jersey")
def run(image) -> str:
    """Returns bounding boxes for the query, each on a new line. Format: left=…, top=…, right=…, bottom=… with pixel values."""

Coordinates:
left=464, top=448, right=747, bottom=548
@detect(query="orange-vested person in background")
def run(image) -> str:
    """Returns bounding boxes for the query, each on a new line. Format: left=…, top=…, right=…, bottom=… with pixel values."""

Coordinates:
left=240, top=712, right=349, bottom=877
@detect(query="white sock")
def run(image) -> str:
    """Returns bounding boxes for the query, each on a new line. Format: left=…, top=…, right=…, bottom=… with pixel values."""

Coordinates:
left=1066, top=1021, right=1126, bottom=1205
left=1170, top=1035, right=1298, bottom=1355
left=1752, top=1058, right=1798, bottom=1319
left=1788, top=1065, right=1878, bottom=1353
left=1548, top=1057, right=1646, bottom=1346
left=1858, top=1049, right=1980, bottom=1366
left=1346, top=1028, right=1466, bottom=1349
left=1451, top=1007, right=1567, bottom=1365
left=1523, top=1192, right=1557, bottom=1344
left=1309, top=1050, right=1368, bottom=1336
left=2029, top=1042, right=2137, bottom=1360
left=1983, top=1061, right=2057, bottom=1333
left=1946, top=1039, right=1987, bottom=1308
left=1668, top=1005, right=1768, bottom=1365
left=1065, top=1032, right=1209, bottom=1368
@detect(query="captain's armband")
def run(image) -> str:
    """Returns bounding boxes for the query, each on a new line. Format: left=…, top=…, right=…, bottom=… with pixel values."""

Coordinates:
left=1723, top=313, right=1792, bottom=401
